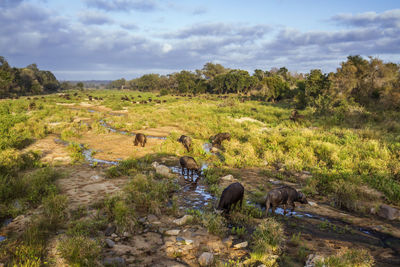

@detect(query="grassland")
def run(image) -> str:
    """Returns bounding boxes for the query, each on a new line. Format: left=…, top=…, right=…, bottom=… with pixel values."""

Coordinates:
left=0, top=89, right=399, bottom=266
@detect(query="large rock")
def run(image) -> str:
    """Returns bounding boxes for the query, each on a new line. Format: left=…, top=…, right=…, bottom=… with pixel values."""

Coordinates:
left=198, top=252, right=214, bottom=266
left=103, top=257, right=126, bottom=266
left=173, top=215, right=193, bottom=226
left=221, top=174, right=233, bottom=181
left=378, top=204, right=400, bottom=220
left=152, top=162, right=174, bottom=178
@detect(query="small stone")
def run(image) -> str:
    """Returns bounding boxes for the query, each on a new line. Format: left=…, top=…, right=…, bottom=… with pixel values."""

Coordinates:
left=269, top=179, right=281, bottom=185
left=138, top=217, right=146, bottom=223
left=233, top=241, right=248, bottom=249
left=185, top=239, right=194, bottom=245
left=105, top=238, right=115, bottom=248
left=176, top=237, right=185, bottom=242
left=147, top=214, right=158, bottom=223
left=111, top=233, right=118, bottom=238
left=308, top=201, right=317, bottom=206
left=123, top=232, right=131, bottom=238
left=222, top=236, right=233, bottom=248
left=165, top=229, right=180, bottom=236
left=115, top=237, right=121, bottom=242
left=151, top=221, right=162, bottom=226
left=198, top=252, right=214, bottom=266
left=173, top=215, right=193, bottom=226
left=103, top=257, right=126, bottom=267
left=221, top=174, right=233, bottom=181
left=105, top=225, right=116, bottom=236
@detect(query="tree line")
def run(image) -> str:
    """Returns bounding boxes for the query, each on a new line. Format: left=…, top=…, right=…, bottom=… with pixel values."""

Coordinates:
left=0, top=57, right=60, bottom=98
left=109, top=56, right=400, bottom=111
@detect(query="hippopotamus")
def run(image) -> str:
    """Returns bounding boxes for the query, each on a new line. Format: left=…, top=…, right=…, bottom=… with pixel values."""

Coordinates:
left=177, top=135, right=192, bottom=152
left=134, top=133, right=147, bottom=147
left=265, top=186, right=308, bottom=216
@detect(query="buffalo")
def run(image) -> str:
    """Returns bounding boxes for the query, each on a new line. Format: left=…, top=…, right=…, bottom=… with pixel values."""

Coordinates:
left=179, top=156, right=201, bottom=178
left=134, top=133, right=147, bottom=147
left=265, top=186, right=308, bottom=216
left=210, top=133, right=231, bottom=146
left=177, top=135, right=192, bottom=152
left=216, top=182, right=244, bottom=214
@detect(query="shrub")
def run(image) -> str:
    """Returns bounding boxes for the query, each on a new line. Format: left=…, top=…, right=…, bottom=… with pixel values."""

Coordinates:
left=23, top=167, right=60, bottom=205
left=42, top=194, right=68, bottom=229
left=58, top=236, right=101, bottom=267
left=251, top=218, right=284, bottom=255
left=316, top=249, right=374, bottom=267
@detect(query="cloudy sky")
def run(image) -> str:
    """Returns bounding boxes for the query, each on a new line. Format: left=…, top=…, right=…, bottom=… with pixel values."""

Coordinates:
left=1, top=0, right=399, bottom=80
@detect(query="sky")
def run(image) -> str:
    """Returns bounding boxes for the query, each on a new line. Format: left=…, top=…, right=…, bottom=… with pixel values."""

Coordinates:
left=1, top=0, right=400, bottom=80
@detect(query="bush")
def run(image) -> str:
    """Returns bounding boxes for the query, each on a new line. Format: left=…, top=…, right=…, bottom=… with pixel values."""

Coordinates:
left=23, top=167, right=60, bottom=205
left=58, top=236, right=101, bottom=267
left=252, top=218, right=283, bottom=255
left=316, top=249, right=374, bottom=267
left=42, top=194, right=68, bottom=229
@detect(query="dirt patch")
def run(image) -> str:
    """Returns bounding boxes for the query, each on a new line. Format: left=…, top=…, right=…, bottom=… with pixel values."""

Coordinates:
left=56, top=165, right=126, bottom=210
left=138, top=126, right=184, bottom=138
left=69, top=131, right=164, bottom=161
left=23, top=134, right=71, bottom=164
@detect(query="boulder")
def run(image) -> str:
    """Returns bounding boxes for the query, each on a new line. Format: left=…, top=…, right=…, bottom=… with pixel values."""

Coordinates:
left=198, top=252, right=214, bottom=266
left=152, top=162, right=174, bottom=178
left=233, top=241, right=248, bottom=249
left=221, top=175, right=233, bottom=181
left=165, top=229, right=180, bottom=236
left=378, top=204, right=400, bottom=220
left=105, top=238, right=115, bottom=248
left=173, top=215, right=193, bottom=226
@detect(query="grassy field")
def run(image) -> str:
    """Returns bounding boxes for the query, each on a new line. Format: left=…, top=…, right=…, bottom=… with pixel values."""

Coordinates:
left=0, top=89, right=399, bottom=266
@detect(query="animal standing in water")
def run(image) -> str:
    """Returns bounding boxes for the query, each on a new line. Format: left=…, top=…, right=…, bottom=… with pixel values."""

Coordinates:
left=265, top=186, right=308, bottom=216
left=216, top=182, right=244, bottom=214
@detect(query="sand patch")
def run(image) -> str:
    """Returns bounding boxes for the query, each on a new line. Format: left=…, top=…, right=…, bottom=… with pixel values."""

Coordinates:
left=23, top=134, right=71, bottom=164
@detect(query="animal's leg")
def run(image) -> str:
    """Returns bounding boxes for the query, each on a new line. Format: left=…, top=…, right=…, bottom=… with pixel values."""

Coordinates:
left=239, top=196, right=243, bottom=211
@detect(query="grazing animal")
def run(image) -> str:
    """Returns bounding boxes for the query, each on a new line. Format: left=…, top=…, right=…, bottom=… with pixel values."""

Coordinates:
left=177, top=135, right=192, bottom=152
left=216, top=182, right=244, bottom=214
left=265, top=186, right=308, bottom=216
left=290, top=109, right=304, bottom=122
left=134, top=133, right=147, bottom=147
left=210, top=133, right=231, bottom=146
left=179, top=156, right=201, bottom=178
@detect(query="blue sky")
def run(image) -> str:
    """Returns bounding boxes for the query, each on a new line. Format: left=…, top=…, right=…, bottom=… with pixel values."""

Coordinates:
left=1, top=0, right=399, bottom=80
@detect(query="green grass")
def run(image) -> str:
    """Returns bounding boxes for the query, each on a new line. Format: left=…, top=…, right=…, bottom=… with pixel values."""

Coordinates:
left=315, top=249, right=374, bottom=267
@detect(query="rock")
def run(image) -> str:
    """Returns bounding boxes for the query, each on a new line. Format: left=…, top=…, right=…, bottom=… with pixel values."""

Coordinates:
left=222, top=236, right=233, bottom=248
left=111, top=233, right=118, bottom=238
left=152, top=161, right=174, bottom=178
left=105, top=238, right=115, bottom=248
left=185, top=239, right=194, bottom=245
left=198, top=252, right=214, bottom=266
left=105, top=225, right=116, bottom=236
left=378, top=204, right=400, bottom=220
left=269, top=179, right=281, bottom=185
left=233, top=241, right=248, bottom=249
left=210, top=147, right=219, bottom=153
left=221, top=174, right=233, bottom=181
left=123, top=232, right=131, bottom=238
left=165, top=229, right=180, bottom=236
left=176, top=237, right=185, bottom=242
left=147, top=214, right=158, bottom=222
left=103, top=257, right=126, bottom=266
left=138, top=217, right=146, bottom=223
left=173, top=215, right=193, bottom=226
left=304, top=254, right=324, bottom=267
left=308, top=201, right=317, bottom=206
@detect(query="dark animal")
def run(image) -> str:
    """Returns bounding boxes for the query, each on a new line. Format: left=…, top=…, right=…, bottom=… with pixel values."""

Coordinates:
left=265, top=186, right=308, bottom=216
left=88, top=96, right=93, bottom=101
left=177, top=135, right=192, bottom=152
left=133, top=133, right=147, bottom=147
left=210, top=133, right=231, bottom=146
left=179, top=156, right=201, bottom=178
left=216, top=182, right=244, bottom=214
left=289, top=109, right=304, bottom=122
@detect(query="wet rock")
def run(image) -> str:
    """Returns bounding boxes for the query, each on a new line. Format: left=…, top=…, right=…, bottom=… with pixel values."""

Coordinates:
left=165, top=229, right=180, bottom=236
left=198, top=252, right=214, bottom=266
left=234, top=241, right=248, bottom=249
left=378, top=204, right=400, bottom=220
left=304, top=254, right=324, bottom=267
left=105, top=238, right=115, bottom=248
left=221, top=174, right=233, bottom=181
left=103, top=257, right=126, bottom=266
left=173, top=215, right=193, bottom=226
left=105, top=225, right=116, bottom=236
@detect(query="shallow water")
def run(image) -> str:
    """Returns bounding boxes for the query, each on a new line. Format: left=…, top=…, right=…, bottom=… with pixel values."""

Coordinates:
left=0, top=218, right=13, bottom=243
left=99, top=120, right=166, bottom=140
